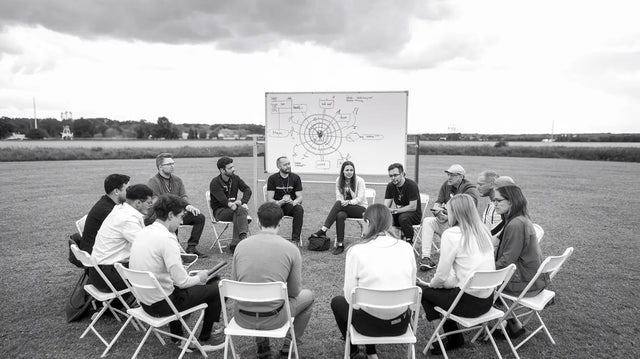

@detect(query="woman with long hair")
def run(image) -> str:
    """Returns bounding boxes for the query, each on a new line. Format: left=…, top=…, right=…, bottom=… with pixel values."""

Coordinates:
left=331, top=204, right=416, bottom=359
left=310, top=161, right=368, bottom=255
left=419, top=194, right=496, bottom=355
left=492, top=185, right=547, bottom=337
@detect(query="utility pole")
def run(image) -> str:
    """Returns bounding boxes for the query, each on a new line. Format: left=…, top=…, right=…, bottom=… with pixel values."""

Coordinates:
left=33, top=97, right=38, bottom=129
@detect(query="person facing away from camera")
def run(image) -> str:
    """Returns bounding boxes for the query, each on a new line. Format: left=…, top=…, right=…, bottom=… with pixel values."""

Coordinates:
left=266, top=156, right=304, bottom=244
left=231, top=202, right=314, bottom=358
left=310, top=160, right=368, bottom=255
left=418, top=193, right=495, bottom=355
left=331, top=203, right=416, bottom=359
left=209, top=156, right=252, bottom=253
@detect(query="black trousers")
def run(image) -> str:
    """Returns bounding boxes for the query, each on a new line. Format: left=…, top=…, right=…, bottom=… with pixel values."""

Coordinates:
left=323, top=202, right=366, bottom=242
left=280, top=203, right=304, bottom=241
left=420, top=286, right=494, bottom=341
left=180, top=212, right=206, bottom=248
left=88, top=263, right=128, bottom=292
left=331, top=296, right=410, bottom=355
left=141, top=283, right=222, bottom=340
left=392, top=211, right=422, bottom=241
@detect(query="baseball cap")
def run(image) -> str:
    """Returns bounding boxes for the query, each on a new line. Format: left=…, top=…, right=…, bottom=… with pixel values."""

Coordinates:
left=494, top=176, right=516, bottom=188
left=444, top=164, right=465, bottom=176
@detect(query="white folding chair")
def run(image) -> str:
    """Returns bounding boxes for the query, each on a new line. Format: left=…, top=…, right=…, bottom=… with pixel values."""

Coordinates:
left=261, top=185, right=298, bottom=245
left=422, top=264, right=517, bottom=359
left=492, top=247, right=574, bottom=358
left=218, top=279, right=298, bottom=359
left=76, top=214, right=88, bottom=234
left=181, top=253, right=198, bottom=270
left=533, top=223, right=544, bottom=243
left=204, top=190, right=252, bottom=253
left=69, top=244, right=141, bottom=357
left=411, top=193, right=431, bottom=256
left=345, top=286, right=422, bottom=359
left=344, top=187, right=377, bottom=242
left=114, top=263, right=210, bottom=359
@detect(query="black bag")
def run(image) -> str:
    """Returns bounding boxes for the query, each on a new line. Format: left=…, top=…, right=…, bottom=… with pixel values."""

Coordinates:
left=308, top=235, right=330, bottom=251
left=65, top=270, right=94, bottom=322
left=68, top=233, right=83, bottom=268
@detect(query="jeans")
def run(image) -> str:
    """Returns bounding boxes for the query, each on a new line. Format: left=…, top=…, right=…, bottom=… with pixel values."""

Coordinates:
left=214, top=206, right=249, bottom=245
left=392, top=211, right=422, bottom=241
left=323, top=202, right=366, bottom=243
left=280, top=203, right=304, bottom=241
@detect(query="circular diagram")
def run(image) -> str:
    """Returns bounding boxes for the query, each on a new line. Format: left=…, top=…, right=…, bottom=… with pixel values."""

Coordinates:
left=299, top=114, right=343, bottom=155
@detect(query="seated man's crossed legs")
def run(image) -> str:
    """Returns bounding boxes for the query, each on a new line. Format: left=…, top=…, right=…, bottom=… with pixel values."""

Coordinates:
left=419, top=217, right=449, bottom=271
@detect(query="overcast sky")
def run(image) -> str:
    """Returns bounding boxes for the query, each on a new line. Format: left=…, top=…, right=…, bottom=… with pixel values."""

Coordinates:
left=1, top=0, right=639, bottom=134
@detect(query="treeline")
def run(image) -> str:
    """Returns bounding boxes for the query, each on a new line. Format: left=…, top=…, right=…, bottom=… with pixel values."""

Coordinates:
left=0, top=116, right=265, bottom=140
left=419, top=133, right=640, bottom=142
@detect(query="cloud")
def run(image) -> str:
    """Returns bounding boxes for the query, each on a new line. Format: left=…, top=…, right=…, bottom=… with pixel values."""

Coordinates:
left=0, top=0, right=459, bottom=65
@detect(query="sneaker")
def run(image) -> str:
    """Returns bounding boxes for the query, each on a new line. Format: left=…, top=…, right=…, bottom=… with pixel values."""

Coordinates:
left=332, top=245, right=344, bottom=255
left=419, top=257, right=436, bottom=271
left=310, top=229, right=327, bottom=238
left=198, top=332, right=225, bottom=350
left=492, top=326, right=525, bottom=340
left=186, top=247, right=209, bottom=258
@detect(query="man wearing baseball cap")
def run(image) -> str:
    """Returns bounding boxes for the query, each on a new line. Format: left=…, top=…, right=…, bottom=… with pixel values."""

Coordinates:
left=419, top=164, right=480, bottom=271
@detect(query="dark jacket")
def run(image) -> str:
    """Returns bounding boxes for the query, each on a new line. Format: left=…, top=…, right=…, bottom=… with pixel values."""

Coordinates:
left=435, top=178, right=480, bottom=205
left=79, top=195, right=116, bottom=253
left=209, top=174, right=252, bottom=212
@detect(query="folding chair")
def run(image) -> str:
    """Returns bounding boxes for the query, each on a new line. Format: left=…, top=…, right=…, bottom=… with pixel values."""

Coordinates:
left=345, top=286, right=422, bottom=359
left=218, top=279, right=298, bottom=359
left=533, top=223, right=544, bottom=243
left=114, top=263, right=210, bottom=359
left=492, top=247, right=574, bottom=358
left=69, top=244, right=141, bottom=357
left=76, top=214, right=88, bottom=235
left=204, top=190, right=252, bottom=253
left=343, top=187, right=377, bottom=242
left=422, top=264, right=517, bottom=359
left=411, top=193, right=431, bottom=256
left=261, top=184, right=298, bottom=245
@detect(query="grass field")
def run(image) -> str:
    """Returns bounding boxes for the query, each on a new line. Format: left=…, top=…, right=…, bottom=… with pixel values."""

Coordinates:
left=1, top=156, right=638, bottom=358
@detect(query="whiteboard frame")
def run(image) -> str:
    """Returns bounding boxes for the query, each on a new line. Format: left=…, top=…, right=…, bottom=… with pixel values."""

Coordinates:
left=264, top=91, right=408, bottom=176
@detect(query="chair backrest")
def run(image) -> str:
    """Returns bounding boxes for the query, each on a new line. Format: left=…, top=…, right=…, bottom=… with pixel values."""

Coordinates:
left=351, top=286, right=422, bottom=311
left=204, top=190, right=218, bottom=222
left=540, top=247, right=574, bottom=280
left=76, top=214, right=88, bottom=235
left=262, top=184, right=268, bottom=202
left=70, top=243, right=97, bottom=268
left=533, top=223, right=544, bottom=243
left=218, top=279, right=288, bottom=303
left=461, top=264, right=517, bottom=293
left=365, top=187, right=376, bottom=204
left=419, top=193, right=430, bottom=220
left=115, top=263, right=180, bottom=313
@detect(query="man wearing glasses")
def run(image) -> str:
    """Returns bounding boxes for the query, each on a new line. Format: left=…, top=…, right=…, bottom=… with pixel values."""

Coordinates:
left=384, top=163, right=422, bottom=246
left=419, top=164, right=480, bottom=271
left=148, top=153, right=208, bottom=258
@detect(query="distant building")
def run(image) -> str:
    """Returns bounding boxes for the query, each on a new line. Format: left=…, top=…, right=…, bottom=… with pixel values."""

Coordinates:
left=7, top=133, right=26, bottom=140
left=217, top=129, right=241, bottom=140
left=61, top=126, right=73, bottom=140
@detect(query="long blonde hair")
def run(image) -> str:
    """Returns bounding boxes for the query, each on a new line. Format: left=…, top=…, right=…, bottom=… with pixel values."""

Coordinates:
left=447, top=194, right=493, bottom=253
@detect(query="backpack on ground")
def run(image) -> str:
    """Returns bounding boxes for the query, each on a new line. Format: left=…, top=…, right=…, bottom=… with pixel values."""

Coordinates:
left=65, top=270, right=93, bottom=322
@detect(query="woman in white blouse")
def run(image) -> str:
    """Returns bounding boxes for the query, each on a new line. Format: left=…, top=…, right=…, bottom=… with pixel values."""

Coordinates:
left=331, top=203, right=416, bottom=359
left=310, top=161, right=368, bottom=255
left=419, top=194, right=496, bottom=355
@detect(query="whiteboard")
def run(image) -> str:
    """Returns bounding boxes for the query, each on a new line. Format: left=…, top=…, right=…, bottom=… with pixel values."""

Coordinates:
left=265, top=91, right=408, bottom=175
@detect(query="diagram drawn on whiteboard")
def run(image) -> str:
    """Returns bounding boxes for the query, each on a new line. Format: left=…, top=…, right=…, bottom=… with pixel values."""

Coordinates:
left=269, top=96, right=383, bottom=171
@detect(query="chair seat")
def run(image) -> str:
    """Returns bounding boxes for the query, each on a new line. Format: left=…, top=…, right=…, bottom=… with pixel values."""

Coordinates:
left=349, top=325, right=416, bottom=345
left=127, top=304, right=208, bottom=328
left=502, top=289, right=556, bottom=311
left=212, top=215, right=252, bottom=224
left=84, top=284, right=124, bottom=301
left=224, top=317, right=291, bottom=338
left=435, top=306, right=505, bottom=328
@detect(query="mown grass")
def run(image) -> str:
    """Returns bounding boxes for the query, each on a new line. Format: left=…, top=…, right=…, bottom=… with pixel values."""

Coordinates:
left=2, top=143, right=640, bottom=162
left=0, top=156, right=638, bottom=358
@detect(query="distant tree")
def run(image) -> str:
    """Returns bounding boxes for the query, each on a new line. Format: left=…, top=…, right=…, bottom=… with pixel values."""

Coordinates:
left=199, top=130, right=208, bottom=139
left=134, top=120, right=153, bottom=139
left=152, top=116, right=179, bottom=139
left=72, top=118, right=96, bottom=138
left=188, top=127, right=196, bottom=139
left=0, top=117, right=15, bottom=138
left=25, top=128, right=48, bottom=139
left=38, top=118, right=62, bottom=138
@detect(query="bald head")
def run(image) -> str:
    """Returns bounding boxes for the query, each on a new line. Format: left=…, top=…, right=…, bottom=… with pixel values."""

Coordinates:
left=477, top=170, right=500, bottom=197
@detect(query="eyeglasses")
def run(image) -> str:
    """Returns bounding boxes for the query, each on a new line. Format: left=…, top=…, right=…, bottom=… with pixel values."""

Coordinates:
left=389, top=173, right=402, bottom=178
left=492, top=198, right=508, bottom=203
left=161, top=162, right=175, bottom=167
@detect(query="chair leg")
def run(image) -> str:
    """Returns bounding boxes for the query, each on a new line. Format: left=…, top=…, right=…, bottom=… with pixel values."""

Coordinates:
left=132, top=327, right=154, bottom=359
left=537, top=312, right=556, bottom=344
left=484, top=325, right=504, bottom=359
left=101, top=316, right=134, bottom=357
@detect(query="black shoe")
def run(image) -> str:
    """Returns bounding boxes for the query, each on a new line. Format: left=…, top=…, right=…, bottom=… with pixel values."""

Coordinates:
left=186, top=247, right=208, bottom=258
left=492, top=326, right=525, bottom=340
left=239, top=232, right=248, bottom=241
left=419, top=257, right=436, bottom=271
left=229, top=244, right=236, bottom=254
left=332, top=245, right=344, bottom=255
left=311, top=229, right=327, bottom=238
left=257, top=339, right=272, bottom=358
left=429, top=337, right=465, bottom=355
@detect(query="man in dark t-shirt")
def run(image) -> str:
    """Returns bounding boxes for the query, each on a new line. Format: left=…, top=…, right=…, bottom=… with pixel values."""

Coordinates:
left=79, top=174, right=130, bottom=253
left=384, top=163, right=422, bottom=244
left=266, top=156, right=304, bottom=243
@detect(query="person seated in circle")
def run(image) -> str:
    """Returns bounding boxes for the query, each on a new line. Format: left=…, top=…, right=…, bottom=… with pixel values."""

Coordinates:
left=310, top=161, right=369, bottom=255
left=418, top=194, right=496, bottom=355
left=330, top=203, right=416, bottom=359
